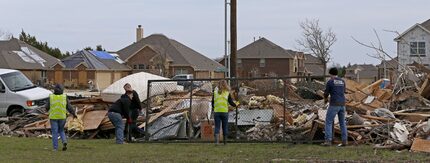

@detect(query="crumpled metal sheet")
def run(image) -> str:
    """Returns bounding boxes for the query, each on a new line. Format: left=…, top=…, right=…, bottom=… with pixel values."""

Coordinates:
left=147, top=115, right=185, bottom=140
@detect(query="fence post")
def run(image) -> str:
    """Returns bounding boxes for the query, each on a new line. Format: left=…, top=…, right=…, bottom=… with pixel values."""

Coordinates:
left=145, top=81, right=151, bottom=141
left=283, top=78, right=287, bottom=142
left=188, top=80, right=194, bottom=141
left=235, top=79, right=239, bottom=140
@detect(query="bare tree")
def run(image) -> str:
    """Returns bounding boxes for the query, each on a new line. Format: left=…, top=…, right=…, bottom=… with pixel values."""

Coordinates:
left=297, top=19, right=337, bottom=78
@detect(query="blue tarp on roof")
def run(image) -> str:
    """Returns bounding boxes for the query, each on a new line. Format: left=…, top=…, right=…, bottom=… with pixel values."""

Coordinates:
left=90, top=51, right=115, bottom=60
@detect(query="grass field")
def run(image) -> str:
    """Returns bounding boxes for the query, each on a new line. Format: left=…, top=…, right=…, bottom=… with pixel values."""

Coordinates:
left=0, top=137, right=429, bottom=162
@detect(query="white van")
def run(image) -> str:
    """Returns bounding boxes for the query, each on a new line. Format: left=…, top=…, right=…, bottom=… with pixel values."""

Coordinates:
left=0, top=69, right=52, bottom=116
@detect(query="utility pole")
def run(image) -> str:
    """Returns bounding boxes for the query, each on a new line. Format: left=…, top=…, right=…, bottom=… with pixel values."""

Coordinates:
left=230, top=0, right=237, bottom=78
left=224, top=0, right=230, bottom=78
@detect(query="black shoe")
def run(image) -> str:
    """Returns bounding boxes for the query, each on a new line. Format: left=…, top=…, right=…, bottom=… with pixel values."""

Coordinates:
left=62, top=143, right=67, bottom=151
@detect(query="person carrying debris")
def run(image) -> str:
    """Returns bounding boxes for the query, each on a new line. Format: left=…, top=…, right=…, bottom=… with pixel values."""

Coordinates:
left=212, top=80, right=237, bottom=145
left=45, top=84, right=77, bottom=151
left=322, top=67, right=348, bottom=147
left=123, top=83, right=145, bottom=140
left=108, top=87, right=133, bottom=144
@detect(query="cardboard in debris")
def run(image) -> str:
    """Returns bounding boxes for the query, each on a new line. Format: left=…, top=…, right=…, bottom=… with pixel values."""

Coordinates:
left=411, top=138, right=430, bottom=153
left=200, top=121, right=222, bottom=141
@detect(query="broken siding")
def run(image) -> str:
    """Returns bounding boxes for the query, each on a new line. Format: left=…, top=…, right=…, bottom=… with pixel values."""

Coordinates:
left=397, top=27, right=430, bottom=69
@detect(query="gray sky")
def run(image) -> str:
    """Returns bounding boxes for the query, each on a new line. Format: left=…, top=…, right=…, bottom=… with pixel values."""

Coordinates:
left=1, top=0, right=429, bottom=66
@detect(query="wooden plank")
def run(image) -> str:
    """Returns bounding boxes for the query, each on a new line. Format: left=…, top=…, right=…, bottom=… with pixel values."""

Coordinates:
left=393, top=112, right=430, bottom=122
left=83, top=110, right=108, bottom=130
left=271, top=104, right=294, bottom=125
left=367, top=99, right=384, bottom=109
left=411, top=138, right=430, bottom=153
left=361, top=115, right=393, bottom=122
left=346, top=124, right=383, bottom=129
left=362, top=79, right=383, bottom=94
left=352, top=91, right=367, bottom=102
left=23, top=119, right=50, bottom=130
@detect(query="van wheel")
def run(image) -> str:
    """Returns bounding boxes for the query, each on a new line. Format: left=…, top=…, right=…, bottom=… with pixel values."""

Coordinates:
left=9, top=107, right=24, bottom=117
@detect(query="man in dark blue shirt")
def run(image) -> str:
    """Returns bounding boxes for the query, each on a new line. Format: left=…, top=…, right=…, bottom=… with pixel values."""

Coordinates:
left=322, top=67, right=348, bottom=147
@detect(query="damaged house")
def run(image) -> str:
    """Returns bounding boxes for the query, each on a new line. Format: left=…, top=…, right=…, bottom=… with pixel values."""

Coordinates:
left=61, top=50, right=131, bottom=90
left=395, top=19, right=430, bottom=69
left=0, top=38, right=64, bottom=86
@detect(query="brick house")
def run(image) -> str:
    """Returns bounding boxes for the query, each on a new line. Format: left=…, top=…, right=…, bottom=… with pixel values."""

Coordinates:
left=220, top=37, right=305, bottom=77
left=117, top=31, right=225, bottom=79
left=303, top=54, right=325, bottom=76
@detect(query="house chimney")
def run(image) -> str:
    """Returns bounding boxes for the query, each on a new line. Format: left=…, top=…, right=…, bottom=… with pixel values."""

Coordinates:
left=136, top=25, right=144, bottom=42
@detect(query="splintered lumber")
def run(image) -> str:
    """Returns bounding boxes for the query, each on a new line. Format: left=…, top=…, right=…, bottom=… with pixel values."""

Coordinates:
left=147, top=89, right=201, bottom=125
left=411, top=138, right=430, bottom=153
left=271, top=104, right=294, bottom=125
left=419, top=76, right=430, bottom=99
left=346, top=124, right=383, bottom=129
left=345, top=79, right=361, bottom=92
left=393, top=112, right=430, bottom=122
left=23, top=119, right=50, bottom=130
left=352, top=91, right=367, bottom=102
left=147, top=100, right=181, bottom=124
left=362, top=79, right=383, bottom=94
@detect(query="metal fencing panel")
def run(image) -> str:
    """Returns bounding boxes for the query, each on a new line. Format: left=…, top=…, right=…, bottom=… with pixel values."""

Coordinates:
left=143, top=76, right=327, bottom=142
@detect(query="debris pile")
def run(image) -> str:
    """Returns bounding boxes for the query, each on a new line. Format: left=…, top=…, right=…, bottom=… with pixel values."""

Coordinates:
left=1, top=65, right=430, bottom=153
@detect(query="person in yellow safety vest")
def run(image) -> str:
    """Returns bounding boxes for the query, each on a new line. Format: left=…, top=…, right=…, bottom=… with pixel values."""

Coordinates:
left=45, top=84, right=77, bottom=151
left=211, top=80, right=237, bottom=145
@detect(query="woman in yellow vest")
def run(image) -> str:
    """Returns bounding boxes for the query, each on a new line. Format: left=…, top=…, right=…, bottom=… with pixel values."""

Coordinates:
left=212, top=80, right=237, bottom=145
left=45, top=84, right=77, bottom=151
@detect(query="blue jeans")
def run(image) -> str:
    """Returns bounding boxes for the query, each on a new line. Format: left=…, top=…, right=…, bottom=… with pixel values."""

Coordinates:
left=214, top=112, right=229, bottom=136
left=108, top=112, right=125, bottom=144
left=324, top=105, right=348, bottom=142
left=50, top=119, right=67, bottom=150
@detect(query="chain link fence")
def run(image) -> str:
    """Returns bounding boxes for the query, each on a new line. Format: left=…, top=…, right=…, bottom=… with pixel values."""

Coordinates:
left=142, top=76, right=327, bottom=142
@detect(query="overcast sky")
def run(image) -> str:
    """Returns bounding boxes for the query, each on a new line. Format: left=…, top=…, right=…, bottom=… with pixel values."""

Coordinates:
left=1, top=0, right=429, bottom=66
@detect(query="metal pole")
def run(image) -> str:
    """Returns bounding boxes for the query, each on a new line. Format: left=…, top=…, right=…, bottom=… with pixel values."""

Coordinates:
left=188, top=80, right=194, bottom=141
left=283, top=79, right=287, bottom=141
left=230, top=0, right=237, bottom=78
left=224, top=0, right=228, bottom=78
left=145, top=81, right=151, bottom=141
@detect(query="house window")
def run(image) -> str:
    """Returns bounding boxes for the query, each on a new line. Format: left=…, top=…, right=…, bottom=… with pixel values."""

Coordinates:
left=259, top=59, right=265, bottom=67
left=133, top=65, right=138, bottom=69
left=410, top=41, right=426, bottom=56
left=138, top=64, right=145, bottom=69
left=175, top=69, right=188, bottom=75
left=237, top=59, right=242, bottom=67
